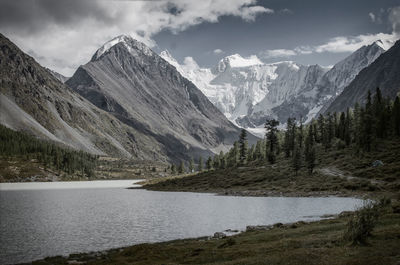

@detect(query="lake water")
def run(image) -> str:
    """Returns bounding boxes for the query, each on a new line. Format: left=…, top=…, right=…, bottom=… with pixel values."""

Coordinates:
left=0, top=180, right=364, bottom=264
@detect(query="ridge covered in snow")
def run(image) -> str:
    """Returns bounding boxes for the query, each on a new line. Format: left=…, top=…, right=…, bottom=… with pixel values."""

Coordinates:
left=160, top=39, right=387, bottom=130
left=93, top=34, right=153, bottom=60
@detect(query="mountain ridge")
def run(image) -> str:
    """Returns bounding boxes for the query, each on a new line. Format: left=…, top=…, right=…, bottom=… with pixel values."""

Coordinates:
left=66, top=35, right=256, bottom=162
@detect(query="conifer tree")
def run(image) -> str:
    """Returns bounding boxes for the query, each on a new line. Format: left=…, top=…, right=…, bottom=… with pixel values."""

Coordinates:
left=220, top=153, right=227, bottom=169
left=283, top=117, right=295, bottom=157
left=198, top=157, right=203, bottom=172
left=317, top=114, right=325, bottom=143
left=254, top=140, right=263, bottom=160
left=364, top=90, right=373, bottom=151
left=238, top=129, right=248, bottom=165
left=178, top=161, right=185, bottom=174
left=292, top=140, right=302, bottom=176
left=189, top=157, right=194, bottom=173
left=393, top=96, right=400, bottom=136
left=206, top=156, right=213, bottom=171
left=344, top=108, right=352, bottom=146
left=213, top=154, right=221, bottom=169
left=171, top=164, right=176, bottom=174
left=304, top=125, right=316, bottom=174
left=298, top=117, right=304, bottom=148
left=265, top=119, right=279, bottom=164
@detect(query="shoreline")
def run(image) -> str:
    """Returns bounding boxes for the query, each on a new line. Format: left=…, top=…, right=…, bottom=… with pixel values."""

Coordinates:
left=23, top=201, right=400, bottom=265
left=21, top=211, right=347, bottom=264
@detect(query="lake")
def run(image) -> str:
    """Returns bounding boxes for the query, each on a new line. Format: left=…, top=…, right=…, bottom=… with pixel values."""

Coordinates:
left=0, top=180, right=364, bottom=264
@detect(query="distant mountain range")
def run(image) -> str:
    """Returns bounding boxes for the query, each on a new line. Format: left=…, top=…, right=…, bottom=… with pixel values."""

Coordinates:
left=1, top=32, right=399, bottom=161
left=161, top=39, right=392, bottom=129
left=0, top=34, right=254, bottom=162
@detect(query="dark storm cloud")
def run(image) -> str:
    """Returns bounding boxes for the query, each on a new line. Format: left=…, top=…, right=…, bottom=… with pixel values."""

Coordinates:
left=0, top=0, right=113, bottom=35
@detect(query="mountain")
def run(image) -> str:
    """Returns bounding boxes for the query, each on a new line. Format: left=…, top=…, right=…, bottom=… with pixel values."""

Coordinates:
left=66, top=35, right=252, bottom=162
left=161, top=40, right=388, bottom=127
left=46, top=68, right=69, bottom=83
left=0, top=33, right=167, bottom=160
left=161, top=52, right=328, bottom=126
left=325, top=39, right=400, bottom=113
left=312, top=40, right=387, bottom=116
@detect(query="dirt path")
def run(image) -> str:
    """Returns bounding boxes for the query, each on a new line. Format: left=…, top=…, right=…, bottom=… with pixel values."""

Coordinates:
left=318, top=166, right=382, bottom=185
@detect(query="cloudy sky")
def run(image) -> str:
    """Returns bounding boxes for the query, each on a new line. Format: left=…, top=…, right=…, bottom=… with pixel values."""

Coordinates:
left=1, top=0, right=399, bottom=76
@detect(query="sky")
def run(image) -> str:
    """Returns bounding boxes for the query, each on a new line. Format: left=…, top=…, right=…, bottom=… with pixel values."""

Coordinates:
left=0, top=0, right=399, bottom=76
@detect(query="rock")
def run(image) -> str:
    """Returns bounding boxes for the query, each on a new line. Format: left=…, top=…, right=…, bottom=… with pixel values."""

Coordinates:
left=213, top=232, right=226, bottom=239
left=246, top=225, right=272, bottom=232
left=339, top=211, right=353, bottom=217
left=67, top=260, right=84, bottom=264
left=273, top=222, right=283, bottom=228
left=372, top=160, right=384, bottom=167
left=224, top=229, right=239, bottom=233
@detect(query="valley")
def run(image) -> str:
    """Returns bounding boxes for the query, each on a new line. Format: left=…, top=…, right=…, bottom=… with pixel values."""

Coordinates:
left=1, top=2, right=400, bottom=263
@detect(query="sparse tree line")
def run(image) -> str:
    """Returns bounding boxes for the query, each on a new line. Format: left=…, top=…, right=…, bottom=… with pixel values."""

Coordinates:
left=0, top=124, right=98, bottom=177
left=169, top=87, right=400, bottom=175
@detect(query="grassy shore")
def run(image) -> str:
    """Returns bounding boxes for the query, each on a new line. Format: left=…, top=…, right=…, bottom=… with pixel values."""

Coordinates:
left=143, top=139, right=400, bottom=199
left=30, top=202, right=400, bottom=265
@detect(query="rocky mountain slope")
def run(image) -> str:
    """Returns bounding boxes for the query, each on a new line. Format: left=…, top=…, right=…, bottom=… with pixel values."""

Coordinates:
left=162, top=40, right=387, bottom=127
left=0, top=33, right=168, bottom=160
left=325, top=39, right=400, bottom=113
left=46, top=68, right=69, bottom=83
left=66, top=35, right=252, bottom=161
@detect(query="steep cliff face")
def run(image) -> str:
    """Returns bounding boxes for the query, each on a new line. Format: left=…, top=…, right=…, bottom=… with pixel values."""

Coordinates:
left=67, top=35, right=254, bottom=161
left=325, top=40, right=400, bottom=114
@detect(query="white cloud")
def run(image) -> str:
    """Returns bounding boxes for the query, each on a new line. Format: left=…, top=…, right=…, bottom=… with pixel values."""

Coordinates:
left=313, top=33, right=397, bottom=53
left=1, top=0, right=272, bottom=76
left=213, top=48, right=224, bottom=54
left=279, top=8, right=293, bottom=14
left=260, top=6, right=400, bottom=59
left=260, top=49, right=296, bottom=58
left=369, top=12, right=376, bottom=22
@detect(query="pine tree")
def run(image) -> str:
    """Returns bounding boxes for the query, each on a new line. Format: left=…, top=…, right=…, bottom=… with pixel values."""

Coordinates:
left=292, top=140, right=302, bottom=176
left=220, top=153, right=227, bottom=169
left=265, top=119, right=279, bottom=164
left=344, top=108, right=352, bottom=146
left=254, top=140, right=263, bottom=160
left=364, top=90, right=373, bottom=152
left=283, top=117, right=295, bottom=157
left=213, top=154, right=221, bottom=169
left=206, top=156, right=213, bottom=171
left=198, top=157, right=203, bottom=172
left=317, top=114, right=325, bottom=143
left=298, top=117, right=304, bottom=148
left=228, top=141, right=239, bottom=167
left=373, top=87, right=384, bottom=138
left=304, top=125, right=316, bottom=174
left=171, top=164, right=176, bottom=174
left=238, top=129, right=248, bottom=165
left=393, top=96, right=400, bottom=136
left=338, top=112, right=346, bottom=140
left=189, top=157, right=194, bottom=173
left=178, top=161, right=185, bottom=174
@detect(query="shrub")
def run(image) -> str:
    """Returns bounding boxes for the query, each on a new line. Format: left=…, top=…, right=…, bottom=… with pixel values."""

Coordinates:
left=344, top=201, right=380, bottom=245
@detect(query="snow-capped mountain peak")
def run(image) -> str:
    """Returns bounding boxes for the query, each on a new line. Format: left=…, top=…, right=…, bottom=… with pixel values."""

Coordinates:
left=93, top=34, right=153, bottom=60
left=160, top=39, right=386, bottom=130
left=372, top=39, right=395, bottom=51
left=215, top=54, right=263, bottom=73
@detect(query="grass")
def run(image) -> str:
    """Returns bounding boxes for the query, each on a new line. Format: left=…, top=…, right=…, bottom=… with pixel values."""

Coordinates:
left=29, top=202, right=400, bottom=265
left=0, top=156, right=169, bottom=182
left=143, top=138, right=400, bottom=199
